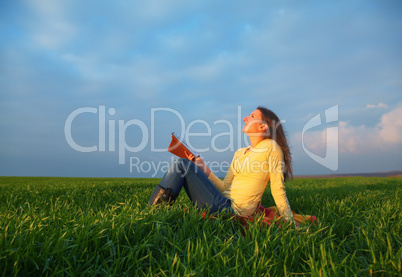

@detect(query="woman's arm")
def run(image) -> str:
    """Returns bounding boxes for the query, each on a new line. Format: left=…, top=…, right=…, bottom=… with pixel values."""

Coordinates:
left=194, top=157, right=211, bottom=177
left=269, top=154, right=295, bottom=224
left=186, top=152, right=234, bottom=193
left=186, top=153, right=211, bottom=177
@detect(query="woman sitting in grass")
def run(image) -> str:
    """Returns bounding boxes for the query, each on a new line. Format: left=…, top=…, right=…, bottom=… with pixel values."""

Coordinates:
left=148, top=106, right=296, bottom=226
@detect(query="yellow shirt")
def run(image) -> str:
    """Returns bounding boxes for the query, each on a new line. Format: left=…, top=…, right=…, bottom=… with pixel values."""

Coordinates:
left=208, top=139, right=294, bottom=221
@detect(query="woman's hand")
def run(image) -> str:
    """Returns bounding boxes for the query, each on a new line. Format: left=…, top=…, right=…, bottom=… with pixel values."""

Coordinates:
left=185, top=151, right=196, bottom=162
left=186, top=153, right=211, bottom=177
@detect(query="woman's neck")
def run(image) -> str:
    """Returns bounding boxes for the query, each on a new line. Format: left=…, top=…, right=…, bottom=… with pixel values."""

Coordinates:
left=248, top=136, right=266, bottom=148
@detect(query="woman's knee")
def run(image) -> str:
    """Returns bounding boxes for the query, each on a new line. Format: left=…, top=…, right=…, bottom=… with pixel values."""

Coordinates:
left=175, top=158, right=192, bottom=167
left=169, top=158, right=192, bottom=173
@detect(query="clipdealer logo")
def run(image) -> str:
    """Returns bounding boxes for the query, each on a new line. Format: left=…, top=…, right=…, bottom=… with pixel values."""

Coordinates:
left=64, top=106, right=247, bottom=166
left=302, top=105, right=339, bottom=171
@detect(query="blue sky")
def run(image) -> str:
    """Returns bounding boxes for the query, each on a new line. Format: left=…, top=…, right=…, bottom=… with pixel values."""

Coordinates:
left=1, top=0, right=401, bottom=177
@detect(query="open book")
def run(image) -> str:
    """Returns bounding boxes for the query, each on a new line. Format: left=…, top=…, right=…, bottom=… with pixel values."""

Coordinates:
left=167, top=132, right=199, bottom=161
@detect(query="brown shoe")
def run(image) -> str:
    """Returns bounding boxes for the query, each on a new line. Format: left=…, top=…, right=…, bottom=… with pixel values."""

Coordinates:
left=148, top=185, right=178, bottom=206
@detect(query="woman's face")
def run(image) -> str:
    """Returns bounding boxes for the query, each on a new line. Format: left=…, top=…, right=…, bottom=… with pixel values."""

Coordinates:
left=242, top=109, right=267, bottom=135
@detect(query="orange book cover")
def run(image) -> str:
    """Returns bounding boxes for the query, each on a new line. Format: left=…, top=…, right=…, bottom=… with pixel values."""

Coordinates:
left=167, top=133, right=198, bottom=160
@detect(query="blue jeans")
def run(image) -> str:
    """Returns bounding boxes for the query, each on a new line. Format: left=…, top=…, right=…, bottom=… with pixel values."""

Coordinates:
left=159, top=158, right=234, bottom=214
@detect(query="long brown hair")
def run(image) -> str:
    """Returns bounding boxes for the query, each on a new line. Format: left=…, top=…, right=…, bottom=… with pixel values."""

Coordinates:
left=257, top=106, right=293, bottom=181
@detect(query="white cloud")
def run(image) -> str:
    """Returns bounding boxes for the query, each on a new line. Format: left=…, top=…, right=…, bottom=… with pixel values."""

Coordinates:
left=367, top=102, right=388, bottom=109
left=379, top=105, right=402, bottom=144
left=296, top=105, right=402, bottom=155
left=337, top=121, right=378, bottom=154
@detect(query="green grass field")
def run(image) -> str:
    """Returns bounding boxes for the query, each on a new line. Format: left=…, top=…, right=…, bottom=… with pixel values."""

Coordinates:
left=0, top=176, right=401, bottom=276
